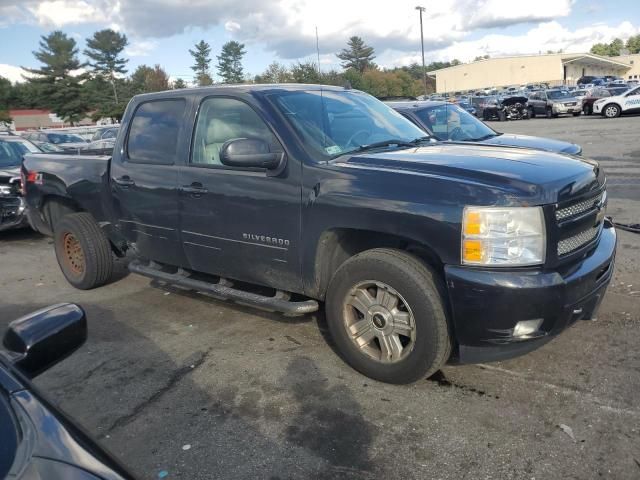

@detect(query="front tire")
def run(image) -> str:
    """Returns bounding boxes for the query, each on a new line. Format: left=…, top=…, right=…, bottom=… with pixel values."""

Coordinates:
left=326, top=248, right=451, bottom=384
left=603, top=104, right=621, bottom=118
left=54, top=212, right=114, bottom=290
left=545, top=107, right=554, bottom=119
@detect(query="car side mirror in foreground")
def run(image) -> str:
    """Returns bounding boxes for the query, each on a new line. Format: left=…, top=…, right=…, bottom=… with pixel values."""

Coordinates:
left=220, top=138, right=283, bottom=170
left=3, top=303, right=87, bottom=378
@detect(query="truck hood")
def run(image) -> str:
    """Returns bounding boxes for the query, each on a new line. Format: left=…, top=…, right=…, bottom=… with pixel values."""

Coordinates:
left=477, top=133, right=582, bottom=155
left=0, top=166, right=20, bottom=181
left=340, top=143, right=602, bottom=203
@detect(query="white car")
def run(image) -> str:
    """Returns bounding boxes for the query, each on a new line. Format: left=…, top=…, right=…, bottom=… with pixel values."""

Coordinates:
left=593, top=85, right=640, bottom=118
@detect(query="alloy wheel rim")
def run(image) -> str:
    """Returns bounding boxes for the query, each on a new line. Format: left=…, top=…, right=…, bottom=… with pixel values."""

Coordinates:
left=605, top=106, right=617, bottom=117
left=342, top=281, right=416, bottom=363
left=63, top=232, right=85, bottom=275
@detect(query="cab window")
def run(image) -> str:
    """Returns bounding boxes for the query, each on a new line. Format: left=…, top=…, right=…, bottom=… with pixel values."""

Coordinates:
left=191, top=97, right=281, bottom=166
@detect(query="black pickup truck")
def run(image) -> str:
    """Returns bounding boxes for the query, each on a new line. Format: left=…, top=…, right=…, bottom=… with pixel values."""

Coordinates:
left=22, top=84, right=616, bottom=384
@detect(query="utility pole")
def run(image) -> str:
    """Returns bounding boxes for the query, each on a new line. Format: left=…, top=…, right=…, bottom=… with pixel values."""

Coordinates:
left=415, top=6, right=428, bottom=97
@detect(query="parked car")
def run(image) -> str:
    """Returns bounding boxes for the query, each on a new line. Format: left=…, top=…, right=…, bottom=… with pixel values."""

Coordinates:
left=387, top=101, right=581, bottom=154
left=527, top=89, right=582, bottom=118
left=581, top=88, right=614, bottom=115
left=0, top=303, right=135, bottom=479
left=23, top=84, right=615, bottom=384
left=470, top=95, right=501, bottom=120
left=606, top=86, right=631, bottom=97
left=90, top=126, right=119, bottom=142
left=577, top=76, right=602, bottom=86
left=22, top=130, right=88, bottom=151
left=593, top=85, right=640, bottom=118
left=571, top=88, right=591, bottom=104
left=0, top=135, right=42, bottom=232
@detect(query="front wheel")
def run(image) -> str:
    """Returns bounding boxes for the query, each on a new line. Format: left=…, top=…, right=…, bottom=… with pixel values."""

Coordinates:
left=326, top=248, right=451, bottom=384
left=603, top=104, right=621, bottom=118
left=545, top=107, right=554, bottom=119
left=54, top=212, right=114, bottom=289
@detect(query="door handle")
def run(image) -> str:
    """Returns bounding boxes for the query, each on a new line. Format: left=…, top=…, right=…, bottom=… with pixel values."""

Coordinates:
left=180, top=183, right=208, bottom=196
left=114, top=176, right=135, bottom=187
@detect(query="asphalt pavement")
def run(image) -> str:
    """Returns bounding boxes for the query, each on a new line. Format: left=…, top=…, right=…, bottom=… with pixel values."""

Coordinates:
left=1, top=114, right=639, bottom=479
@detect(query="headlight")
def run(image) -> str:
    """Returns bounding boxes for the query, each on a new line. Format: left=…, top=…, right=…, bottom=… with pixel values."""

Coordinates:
left=553, top=103, right=563, bottom=108
left=462, top=206, right=546, bottom=266
left=0, top=185, right=12, bottom=196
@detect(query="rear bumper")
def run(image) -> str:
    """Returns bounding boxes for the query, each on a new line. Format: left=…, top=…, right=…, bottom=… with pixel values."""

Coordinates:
left=445, top=220, right=616, bottom=364
left=0, top=196, right=28, bottom=232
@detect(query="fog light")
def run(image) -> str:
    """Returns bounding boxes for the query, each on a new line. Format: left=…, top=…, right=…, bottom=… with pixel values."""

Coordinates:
left=513, top=318, right=543, bottom=337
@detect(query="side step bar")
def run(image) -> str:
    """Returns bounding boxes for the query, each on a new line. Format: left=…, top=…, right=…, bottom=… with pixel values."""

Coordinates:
left=128, top=260, right=319, bottom=316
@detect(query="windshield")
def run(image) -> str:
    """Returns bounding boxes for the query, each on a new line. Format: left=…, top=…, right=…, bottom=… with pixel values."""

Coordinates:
left=46, top=133, right=86, bottom=144
left=267, top=89, right=427, bottom=159
left=547, top=90, right=574, bottom=100
left=0, top=140, right=27, bottom=167
left=414, top=104, right=496, bottom=141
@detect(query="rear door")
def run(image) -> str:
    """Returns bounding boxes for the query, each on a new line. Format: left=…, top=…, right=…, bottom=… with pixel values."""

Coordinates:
left=110, top=97, right=190, bottom=267
left=177, top=95, right=302, bottom=292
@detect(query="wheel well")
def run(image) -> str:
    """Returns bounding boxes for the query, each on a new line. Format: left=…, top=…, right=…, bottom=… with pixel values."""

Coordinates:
left=312, top=228, right=444, bottom=300
left=41, top=196, right=82, bottom=233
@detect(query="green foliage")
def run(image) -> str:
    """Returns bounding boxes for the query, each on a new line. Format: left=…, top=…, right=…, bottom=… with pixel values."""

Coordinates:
left=590, top=38, right=624, bottom=56
left=337, top=36, right=376, bottom=73
left=626, top=35, right=640, bottom=54
left=0, top=76, right=11, bottom=125
left=473, top=55, right=490, bottom=61
left=23, top=30, right=89, bottom=124
left=129, top=64, right=170, bottom=93
left=254, top=61, right=292, bottom=83
left=290, top=61, right=321, bottom=83
left=173, top=78, right=188, bottom=89
left=189, top=40, right=213, bottom=86
left=217, top=41, right=246, bottom=84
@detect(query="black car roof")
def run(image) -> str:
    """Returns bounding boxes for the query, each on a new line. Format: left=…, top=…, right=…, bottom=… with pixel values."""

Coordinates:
left=133, top=83, right=352, bottom=102
left=384, top=100, right=451, bottom=111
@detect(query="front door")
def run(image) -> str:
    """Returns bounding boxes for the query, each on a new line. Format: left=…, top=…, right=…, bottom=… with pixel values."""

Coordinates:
left=110, top=98, right=190, bottom=267
left=622, top=87, right=640, bottom=114
left=178, top=96, right=302, bottom=293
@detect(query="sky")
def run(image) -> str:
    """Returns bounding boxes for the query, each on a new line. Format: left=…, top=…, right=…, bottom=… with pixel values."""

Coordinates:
left=0, top=0, right=639, bottom=84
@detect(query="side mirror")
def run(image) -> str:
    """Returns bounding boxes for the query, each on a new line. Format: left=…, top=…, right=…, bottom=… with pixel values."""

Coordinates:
left=3, top=304, right=87, bottom=378
left=220, top=138, right=282, bottom=170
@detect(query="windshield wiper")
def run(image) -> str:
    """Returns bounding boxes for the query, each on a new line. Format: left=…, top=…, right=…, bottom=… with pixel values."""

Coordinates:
left=470, top=133, right=498, bottom=141
left=357, top=139, right=416, bottom=151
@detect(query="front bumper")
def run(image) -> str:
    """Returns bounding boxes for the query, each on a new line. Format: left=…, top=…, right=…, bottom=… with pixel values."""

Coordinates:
left=0, top=196, right=28, bottom=232
left=552, top=104, right=581, bottom=115
left=445, top=220, right=616, bottom=363
left=593, top=102, right=605, bottom=114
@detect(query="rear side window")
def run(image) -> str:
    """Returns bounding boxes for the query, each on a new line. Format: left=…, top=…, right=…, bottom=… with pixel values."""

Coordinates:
left=127, top=99, right=186, bottom=165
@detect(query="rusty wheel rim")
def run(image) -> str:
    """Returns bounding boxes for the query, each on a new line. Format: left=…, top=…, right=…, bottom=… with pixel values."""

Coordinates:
left=63, top=232, right=85, bottom=275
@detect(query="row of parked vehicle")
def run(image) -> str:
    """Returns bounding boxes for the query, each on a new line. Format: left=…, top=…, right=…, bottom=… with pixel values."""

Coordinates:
left=20, top=125, right=119, bottom=153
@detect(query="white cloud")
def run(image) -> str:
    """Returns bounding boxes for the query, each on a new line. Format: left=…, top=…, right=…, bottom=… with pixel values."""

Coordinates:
left=26, top=0, right=102, bottom=27
left=124, top=39, right=158, bottom=57
left=0, top=64, right=33, bottom=84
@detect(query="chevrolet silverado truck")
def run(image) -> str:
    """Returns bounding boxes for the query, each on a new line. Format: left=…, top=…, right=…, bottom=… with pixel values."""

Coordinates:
left=22, top=85, right=616, bottom=384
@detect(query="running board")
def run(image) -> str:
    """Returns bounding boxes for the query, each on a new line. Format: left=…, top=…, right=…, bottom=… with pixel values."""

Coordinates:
left=128, top=260, right=319, bottom=316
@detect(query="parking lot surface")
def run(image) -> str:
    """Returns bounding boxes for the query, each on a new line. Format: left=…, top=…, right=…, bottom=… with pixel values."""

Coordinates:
left=2, top=115, right=639, bottom=479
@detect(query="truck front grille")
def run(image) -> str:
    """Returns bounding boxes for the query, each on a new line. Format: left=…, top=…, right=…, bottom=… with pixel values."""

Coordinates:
left=556, top=190, right=605, bottom=221
left=557, top=226, right=600, bottom=256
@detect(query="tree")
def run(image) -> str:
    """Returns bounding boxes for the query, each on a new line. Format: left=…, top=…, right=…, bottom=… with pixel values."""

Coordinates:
left=473, top=54, right=490, bottom=61
left=23, top=31, right=89, bottom=124
left=173, top=78, right=187, bottom=89
left=189, top=40, right=213, bottom=86
left=591, top=38, right=624, bottom=56
left=130, top=64, right=170, bottom=93
left=290, top=61, right=321, bottom=84
left=255, top=61, right=291, bottom=83
left=84, top=29, right=128, bottom=104
left=337, top=36, right=376, bottom=73
left=626, top=34, right=640, bottom=54
left=217, top=41, right=246, bottom=84
left=0, top=76, right=11, bottom=126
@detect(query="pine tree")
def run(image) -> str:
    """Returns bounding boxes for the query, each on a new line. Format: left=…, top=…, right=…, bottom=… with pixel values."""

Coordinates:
left=189, top=40, right=213, bottom=86
left=173, top=78, right=187, bottom=89
left=336, top=36, right=376, bottom=73
left=216, top=41, right=246, bottom=84
left=84, top=29, right=128, bottom=104
left=23, top=31, right=89, bottom=124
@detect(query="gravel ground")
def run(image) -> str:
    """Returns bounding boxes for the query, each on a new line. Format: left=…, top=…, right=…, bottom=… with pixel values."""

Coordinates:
left=1, top=114, right=639, bottom=480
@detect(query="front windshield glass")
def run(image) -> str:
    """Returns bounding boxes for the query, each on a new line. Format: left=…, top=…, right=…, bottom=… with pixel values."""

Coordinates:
left=547, top=90, right=574, bottom=100
left=267, top=89, right=427, bottom=159
left=414, top=104, right=496, bottom=141
left=0, top=140, right=26, bottom=167
left=46, top=133, right=85, bottom=144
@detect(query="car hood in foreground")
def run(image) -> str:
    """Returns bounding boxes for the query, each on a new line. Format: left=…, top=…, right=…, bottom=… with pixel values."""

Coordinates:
left=339, top=143, right=602, bottom=203
left=476, top=133, right=582, bottom=155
